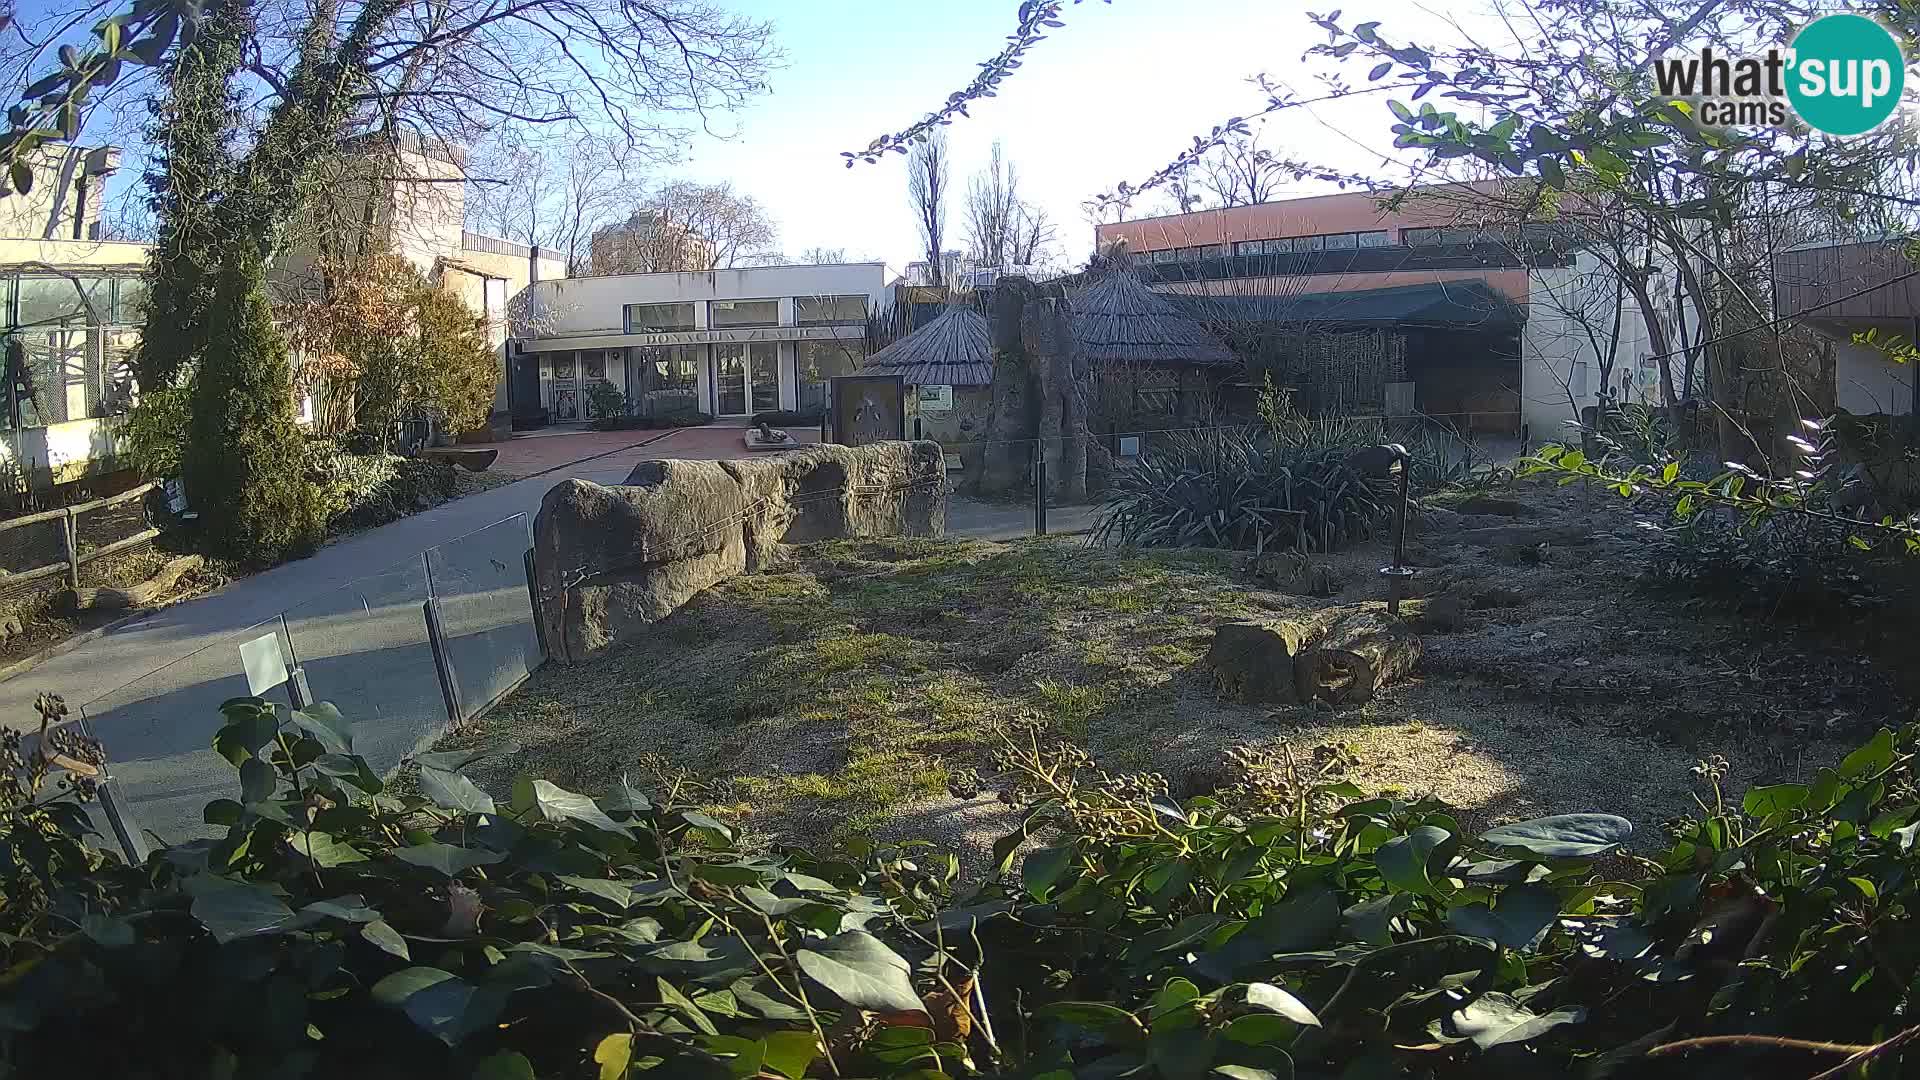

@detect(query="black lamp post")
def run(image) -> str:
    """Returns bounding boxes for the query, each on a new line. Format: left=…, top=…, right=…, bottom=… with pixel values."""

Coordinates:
left=1346, top=443, right=1413, bottom=614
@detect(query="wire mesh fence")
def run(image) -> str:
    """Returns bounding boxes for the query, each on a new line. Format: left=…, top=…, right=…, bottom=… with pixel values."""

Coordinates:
left=78, top=513, right=542, bottom=860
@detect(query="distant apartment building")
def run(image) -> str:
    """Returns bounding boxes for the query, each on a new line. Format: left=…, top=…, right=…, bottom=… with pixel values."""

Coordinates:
left=1093, top=182, right=1668, bottom=437
left=0, top=143, right=152, bottom=489
left=586, top=211, right=715, bottom=276
left=510, top=263, right=886, bottom=424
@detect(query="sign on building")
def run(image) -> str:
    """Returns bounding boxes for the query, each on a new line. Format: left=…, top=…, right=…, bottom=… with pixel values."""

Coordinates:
left=916, top=384, right=954, bottom=413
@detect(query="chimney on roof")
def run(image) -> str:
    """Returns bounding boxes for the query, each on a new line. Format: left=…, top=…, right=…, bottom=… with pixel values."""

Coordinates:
left=529, top=243, right=541, bottom=283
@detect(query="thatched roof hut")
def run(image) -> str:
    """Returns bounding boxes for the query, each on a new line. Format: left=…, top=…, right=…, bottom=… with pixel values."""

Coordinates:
left=1070, top=265, right=1237, bottom=369
left=860, top=304, right=993, bottom=386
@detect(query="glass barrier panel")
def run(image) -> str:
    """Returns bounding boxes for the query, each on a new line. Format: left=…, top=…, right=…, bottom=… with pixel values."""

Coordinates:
left=79, top=616, right=295, bottom=853
left=281, top=557, right=444, bottom=779
left=424, top=514, right=541, bottom=725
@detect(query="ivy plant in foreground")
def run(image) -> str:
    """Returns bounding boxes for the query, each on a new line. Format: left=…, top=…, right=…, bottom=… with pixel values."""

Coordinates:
left=2, top=698, right=1919, bottom=1077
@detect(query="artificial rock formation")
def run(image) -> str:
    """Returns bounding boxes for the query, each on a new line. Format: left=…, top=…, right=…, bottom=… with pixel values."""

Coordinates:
left=535, top=441, right=945, bottom=663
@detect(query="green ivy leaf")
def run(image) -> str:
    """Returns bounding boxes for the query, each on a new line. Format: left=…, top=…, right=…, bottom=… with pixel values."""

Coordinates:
left=760, top=1030, right=818, bottom=1080
left=238, top=758, right=276, bottom=805
left=593, top=1033, right=632, bottom=1080
left=289, top=830, right=368, bottom=867
left=1478, top=814, right=1631, bottom=859
left=1741, top=784, right=1808, bottom=817
left=533, top=779, right=633, bottom=836
left=1343, top=893, right=1413, bottom=945
left=1037, top=1001, right=1138, bottom=1027
left=371, top=967, right=499, bottom=1046
left=1444, top=992, right=1584, bottom=1049
left=794, top=930, right=925, bottom=1015
left=361, top=920, right=410, bottom=960
left=472, top=1050, right=534, bottom=1080
left=656, top=977, right=718, bottom=1036
left=392, top=841, right=507, bottom=877
left=1444, top=884, right=1560, bottom=951
left=418, top=766, right=497, bottom=816
left=1151, top=977, right=1202, bottom=1019
left=1245, top=982, right=1320, bottom=1026
left=1838, top=729, right=1895, bottom=780
left=287, top=703, right=353, bottom=755
left=1376, top=826, right=1456, bottom=894
left=1022, top=844, right=1074, bottom=901
left=189, top=877, right=300, bottom=943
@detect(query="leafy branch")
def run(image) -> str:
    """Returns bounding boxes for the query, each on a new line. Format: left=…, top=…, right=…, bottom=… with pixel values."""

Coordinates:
left=840, top=0, right=1107, bottom=167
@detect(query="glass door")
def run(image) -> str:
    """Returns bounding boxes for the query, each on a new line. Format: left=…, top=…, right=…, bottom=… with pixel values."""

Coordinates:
left=714, top=344, right=748, bottom=416
left=749, top=343, right=780, bottom=414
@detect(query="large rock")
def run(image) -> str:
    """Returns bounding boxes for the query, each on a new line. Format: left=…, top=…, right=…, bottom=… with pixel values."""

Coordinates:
left=538, top=441, right=946, bottom=663
left=536, top=461, right=747, bottom=662
left=718, top=441, right=946, bottom=568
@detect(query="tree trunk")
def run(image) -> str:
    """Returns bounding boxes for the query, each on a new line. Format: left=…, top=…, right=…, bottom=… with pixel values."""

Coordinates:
left=1024, top=294, right=1065, bottom=497
left=67, top=555, right=205, bottom=612
left=973, top=279, right=1034, bottom=495
left=1060, top=321, right=1090, bottom=504
left=1296, top=610, right=1422, bottom=708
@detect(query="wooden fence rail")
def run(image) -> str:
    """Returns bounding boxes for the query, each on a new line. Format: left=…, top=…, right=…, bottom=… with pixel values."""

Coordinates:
left=0, top=481, right=161, bottom=592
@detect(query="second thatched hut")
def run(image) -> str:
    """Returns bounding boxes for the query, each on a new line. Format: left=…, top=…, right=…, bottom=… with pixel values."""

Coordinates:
left=1069, top=262, right=1239, bottom=430
left=857, top=302, right=994, bottom=472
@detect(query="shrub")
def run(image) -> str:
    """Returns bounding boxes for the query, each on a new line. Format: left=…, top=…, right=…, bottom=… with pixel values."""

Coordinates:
left=119, top=362, right=195, bottom=479
left=414, top=284, right=502, bottom=434
left=589, top=409, right=713, bottom=432
left=1096, top=426, right=1392, bottom=552
left=9, top=695, right=1920, bottom=1078
left=753, top=408, right=825, bottom=428
left=303, top=441, right=459, bottom=532
left=1648, top=510, right=1887, bottom=617
left=183, top=258, right=327, bottom=564
left=584, top=379, right=626, bottom=423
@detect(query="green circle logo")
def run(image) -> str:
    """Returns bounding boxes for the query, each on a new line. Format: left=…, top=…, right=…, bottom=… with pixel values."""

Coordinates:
left=1786, top=14, right=1905, bottom=136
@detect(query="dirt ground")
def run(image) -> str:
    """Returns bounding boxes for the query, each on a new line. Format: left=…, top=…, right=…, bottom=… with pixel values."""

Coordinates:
left=438, top=478, right=1913, bottom=871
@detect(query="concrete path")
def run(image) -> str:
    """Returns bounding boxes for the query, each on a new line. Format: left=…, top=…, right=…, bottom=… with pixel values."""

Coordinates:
left=4, top=426, right=1093, bottom=853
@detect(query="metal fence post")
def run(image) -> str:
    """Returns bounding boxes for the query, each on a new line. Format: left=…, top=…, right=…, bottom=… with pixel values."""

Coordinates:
left=524, top=546, right=549, bottom=663
left=1034, top=451, right=1048, bottom=536
left=421, top=552, right=465, bottom=729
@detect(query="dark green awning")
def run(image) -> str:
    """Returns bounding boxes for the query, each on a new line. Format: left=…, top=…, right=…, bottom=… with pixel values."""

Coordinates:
left=1169, top=280, right=1524, bottom=329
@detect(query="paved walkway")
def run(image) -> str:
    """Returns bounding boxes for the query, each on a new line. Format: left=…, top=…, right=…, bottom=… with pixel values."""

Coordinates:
left=4, top=427, right=1088, bottom=853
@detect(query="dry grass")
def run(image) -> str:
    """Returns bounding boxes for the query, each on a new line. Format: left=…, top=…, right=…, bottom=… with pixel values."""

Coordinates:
left=438, top=480, right=1911, bottom=865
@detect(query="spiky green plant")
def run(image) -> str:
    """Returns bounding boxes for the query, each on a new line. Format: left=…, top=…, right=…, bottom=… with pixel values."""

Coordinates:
left=1095, top=426, right=1393, bottom=553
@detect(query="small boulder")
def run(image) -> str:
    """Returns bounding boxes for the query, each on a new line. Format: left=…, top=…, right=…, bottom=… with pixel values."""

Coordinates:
left=1411, top=595, right=1469, bottom=634
left=1454, top=495, right=1536, bottom=518
left=1206, top=619, right=1318, bottom=704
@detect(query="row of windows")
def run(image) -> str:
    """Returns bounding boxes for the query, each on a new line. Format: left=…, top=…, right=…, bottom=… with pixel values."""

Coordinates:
left=1140, top=231, right=1393, bottom=262
left=1, top=273, right=147, bottom=330
left=624, top=294, right=869, bottom=334
left=1400, top=224, right=1578, bottom=247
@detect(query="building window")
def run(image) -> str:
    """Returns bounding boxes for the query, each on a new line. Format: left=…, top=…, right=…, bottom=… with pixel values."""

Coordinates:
left=798, top=339, right=863, bottom=413
left=1306, top=235, right=1327, bottom=252
left=625, top=302, right=695, bottom=333
left=795, top=295, right=867, bottom=326
left=638, top=344, right=700, bottom=417
left=1402, top=227, right=1439, bottom=246
left=1201, top=244, right=1229, bottom=259
left=1153, top=249, right=1178, bottom=263
left=1178, top=247, right=1203, bottom=261
left=1356, top=230, right=1390, bottom=248
left=1325, top=232, right=1359, bottom=250
left=709, top=298, right=780, bottom=328
left=1233, top=241, right=1264, bottom=257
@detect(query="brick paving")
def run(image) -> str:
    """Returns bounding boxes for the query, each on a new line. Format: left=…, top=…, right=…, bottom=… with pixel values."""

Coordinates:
left=488, top=424, right=823, bottom=477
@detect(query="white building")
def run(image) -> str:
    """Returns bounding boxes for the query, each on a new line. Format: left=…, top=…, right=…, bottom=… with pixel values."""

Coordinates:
left=510, top=263, right=886, bottom=423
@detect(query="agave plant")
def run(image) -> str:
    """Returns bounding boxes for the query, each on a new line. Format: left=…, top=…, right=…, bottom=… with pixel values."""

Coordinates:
left=1094, top=426, right=1393, bottom=553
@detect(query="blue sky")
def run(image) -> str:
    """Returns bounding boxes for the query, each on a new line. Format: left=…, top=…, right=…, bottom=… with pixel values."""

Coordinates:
left=40, top=0, right=1482, bottom=265
left=671, top=0, right=1472, bottom=271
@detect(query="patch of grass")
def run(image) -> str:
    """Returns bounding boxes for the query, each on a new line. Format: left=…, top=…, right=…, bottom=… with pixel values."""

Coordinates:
left=448, top=536, right=1307, bottom=845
